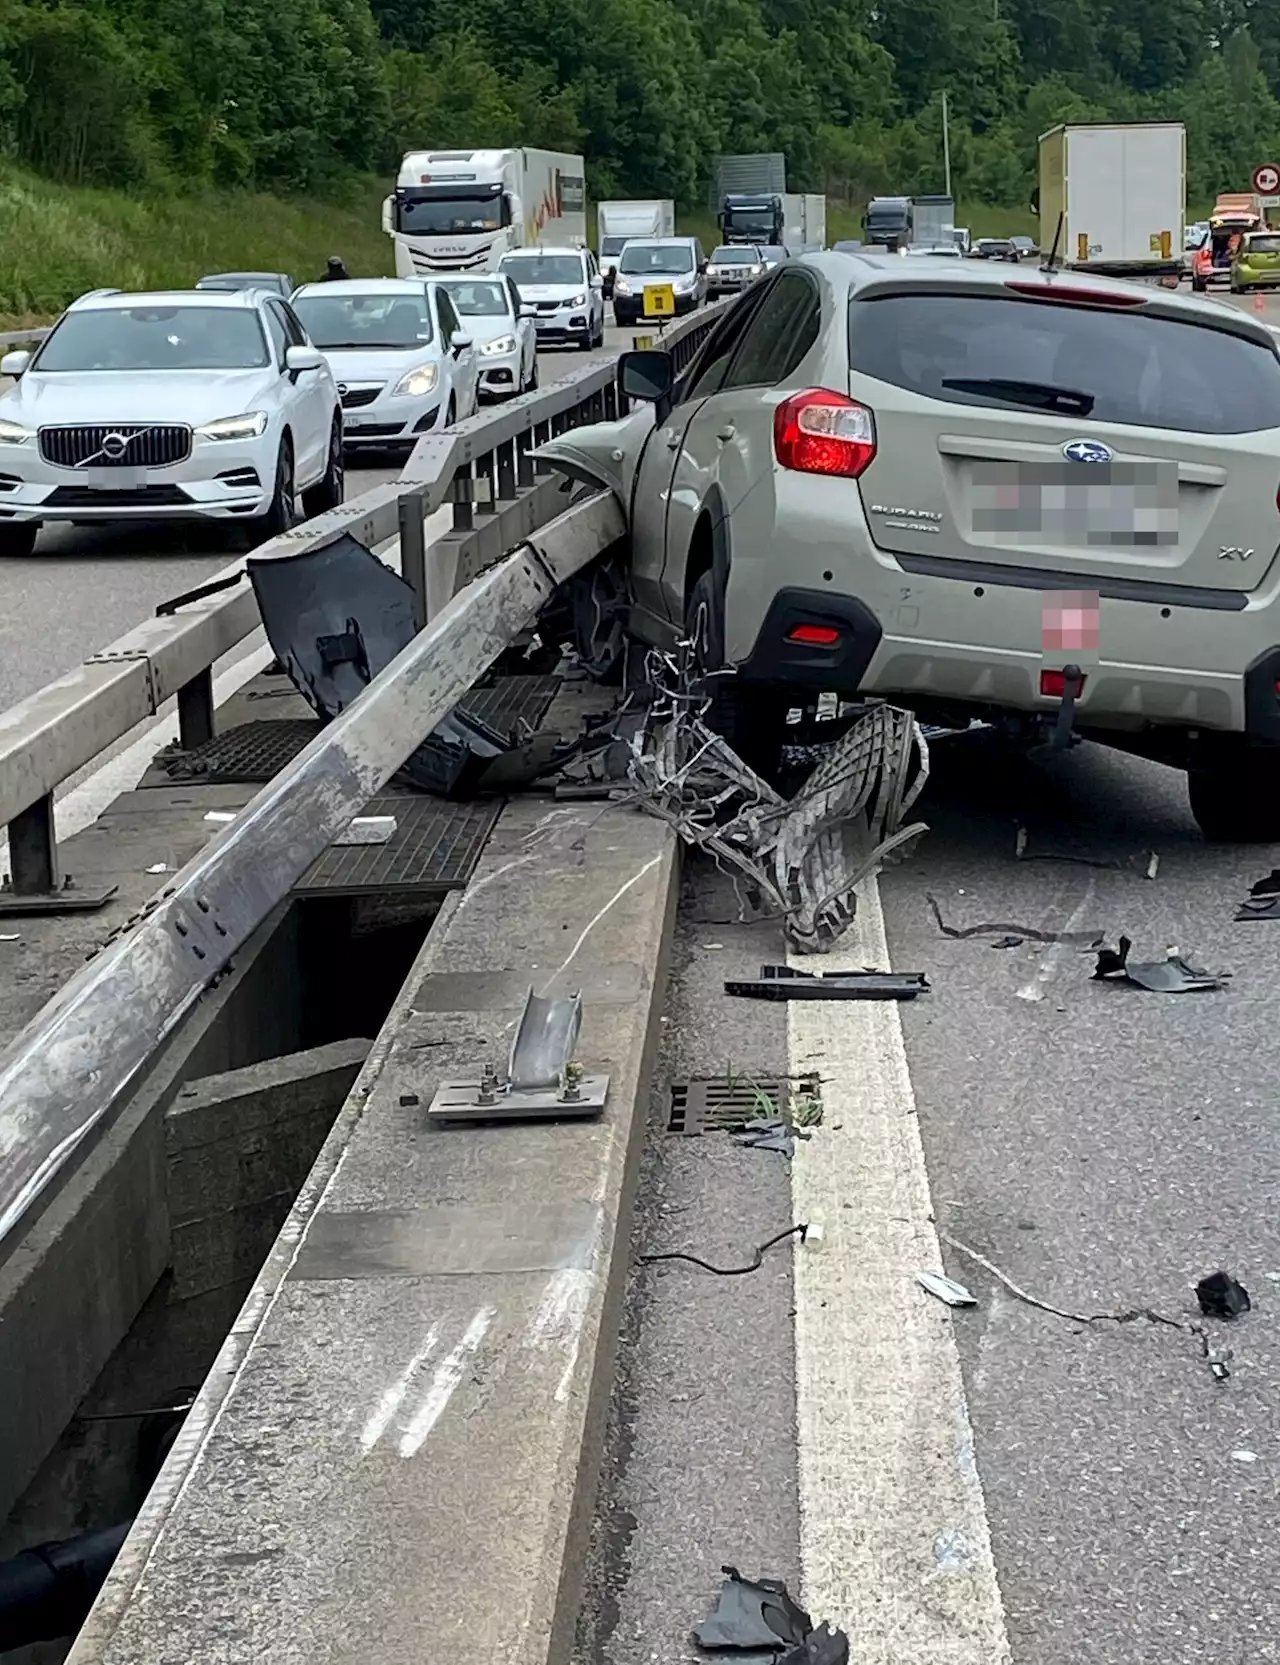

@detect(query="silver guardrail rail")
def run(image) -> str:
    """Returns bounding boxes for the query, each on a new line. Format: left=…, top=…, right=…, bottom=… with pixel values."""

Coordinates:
left=0, top=300, right=727, bottom=1257
left=0, top=302, right=728, bottom=913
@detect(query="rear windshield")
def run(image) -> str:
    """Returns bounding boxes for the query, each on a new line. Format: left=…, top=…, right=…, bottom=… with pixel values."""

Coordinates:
left=847, top=292, right=1280, bottom=435
left=1246, top=234, right=1280, bottom=253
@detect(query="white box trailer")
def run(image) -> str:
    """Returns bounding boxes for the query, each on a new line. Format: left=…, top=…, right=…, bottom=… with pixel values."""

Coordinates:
left=1038, top=122, right=1184, bottom=273
left=779, top=193, right=827, bottom=251
left=383, top=148, right=587, bottom=276
left=597, top=200, right=676, bottom=292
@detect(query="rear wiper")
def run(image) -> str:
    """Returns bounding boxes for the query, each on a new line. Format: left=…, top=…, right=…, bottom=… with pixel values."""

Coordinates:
left=940, top=376, right=1095, bottom=416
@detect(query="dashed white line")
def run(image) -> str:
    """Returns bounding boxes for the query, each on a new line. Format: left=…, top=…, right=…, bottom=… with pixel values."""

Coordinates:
left=788, top=876, right=1011, bottom=1665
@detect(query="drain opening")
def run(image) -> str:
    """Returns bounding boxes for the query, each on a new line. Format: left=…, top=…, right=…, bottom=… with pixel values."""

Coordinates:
left=667, top=1075, right=822, bottom=1135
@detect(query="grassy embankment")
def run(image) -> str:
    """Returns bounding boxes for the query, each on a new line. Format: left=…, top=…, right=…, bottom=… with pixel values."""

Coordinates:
left=0, top=163, right=1048, bottom=328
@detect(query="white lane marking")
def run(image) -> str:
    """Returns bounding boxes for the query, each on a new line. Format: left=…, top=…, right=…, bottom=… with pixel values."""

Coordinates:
left=360, top=1324, right=442, bottom=1452
left=397, top=1306, right=496, bottom=1457
left=1014, top=876, right=1098, bottom=1004
left=789, top=876, right=1012, bottom=1665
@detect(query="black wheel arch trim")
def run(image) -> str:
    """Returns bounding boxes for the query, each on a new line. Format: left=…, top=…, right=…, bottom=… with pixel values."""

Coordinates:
left=736, top=585, right=884, bottom=691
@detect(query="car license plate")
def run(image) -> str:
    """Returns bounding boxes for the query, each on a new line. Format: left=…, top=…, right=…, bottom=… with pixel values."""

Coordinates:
left=85, top=467, right=147, bottom=491
left=972, top=462, right=1179, bottom=547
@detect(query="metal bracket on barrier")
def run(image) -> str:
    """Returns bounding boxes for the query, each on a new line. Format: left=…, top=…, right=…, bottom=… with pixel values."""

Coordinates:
left=83, top=646, right=161, bottom=713
left=427, top=988, right=609, bottom=1122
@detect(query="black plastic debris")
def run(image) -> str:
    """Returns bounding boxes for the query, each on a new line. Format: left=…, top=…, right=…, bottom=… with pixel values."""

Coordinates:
left=733, top=1118, right=810, bottom=1158
left=694, top=1566, right=814, bottom=1653
left=1235, top=895, right=1280, bottom=922
left=991, top=935, right=1024, bottom=950
left=1093, top=937, right=1227, bottom=993
left=726, top=965, right=928, bottom=1002
left=777, top=1622, right=849, bottom=1665
left=1196, top=1271, right=1251, bottom=1320
left=1250, top=869, right=1280, bottom=897
left=927, top=893, right=1103, bottom=947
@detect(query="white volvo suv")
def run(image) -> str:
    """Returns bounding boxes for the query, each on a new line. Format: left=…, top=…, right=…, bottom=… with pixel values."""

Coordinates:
left=0, top=286, right=343, bottom=554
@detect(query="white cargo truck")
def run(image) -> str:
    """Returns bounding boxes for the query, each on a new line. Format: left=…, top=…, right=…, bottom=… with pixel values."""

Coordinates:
left=776, top=193, right=826, bottom=251
left=382, top=148, right=587, bottom=276
left=597, top=199, right=676, bottom=294
left=912, top=195, right=956, bottom=248
left=1037, top=122, right=1184, bottom=276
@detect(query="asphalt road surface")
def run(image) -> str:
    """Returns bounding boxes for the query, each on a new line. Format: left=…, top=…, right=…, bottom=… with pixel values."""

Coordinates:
left=573, top=283, right=1280, bottom=1665
left=0, top=327, right=633, bottom=712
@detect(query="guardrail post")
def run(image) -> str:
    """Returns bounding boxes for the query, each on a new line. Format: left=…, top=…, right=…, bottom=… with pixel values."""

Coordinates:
left=495, top=438, right=517, bottom=504
left=6, top=793, right=59, bottom=897
left=452, top=462, right=474, bottom=533
left=177, top=670, right=215, bottom=750
left=516, top=431, right=535, bottom=489
left=399, top=484, right=429, bottom=631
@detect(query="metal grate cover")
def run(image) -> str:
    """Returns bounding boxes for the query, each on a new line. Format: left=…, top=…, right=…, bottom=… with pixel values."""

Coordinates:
left=667, top=1075, right=822, bottom=1135
left=158, top=677, right=562, bottom=785
left=294, top=795, right=501, bottom=897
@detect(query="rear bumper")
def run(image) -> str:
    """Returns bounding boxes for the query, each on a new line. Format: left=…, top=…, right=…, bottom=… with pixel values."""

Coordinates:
left=726, top=477, right=1280, bottom=741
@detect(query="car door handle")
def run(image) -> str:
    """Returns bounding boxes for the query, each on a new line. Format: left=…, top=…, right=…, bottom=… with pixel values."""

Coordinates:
left=716, top=424, right=736, bottom=442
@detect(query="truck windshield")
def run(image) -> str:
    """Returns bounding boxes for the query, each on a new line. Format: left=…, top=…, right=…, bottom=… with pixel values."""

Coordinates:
left=619, top=244, right=694, bottom=275
left=35, top=306, right=269, bottom=371
left=292, top=291, right=433, bottom=349
left=499, top=255, right=584, bottom=285
left=727, top=217, right=774, bottom=239
left=396, top=192, right=504, bottom=236
left=600, top=237, right=628, bottom=258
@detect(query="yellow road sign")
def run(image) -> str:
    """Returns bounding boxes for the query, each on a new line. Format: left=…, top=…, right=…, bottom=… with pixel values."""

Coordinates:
left=643, top=282, right=675, bottom=319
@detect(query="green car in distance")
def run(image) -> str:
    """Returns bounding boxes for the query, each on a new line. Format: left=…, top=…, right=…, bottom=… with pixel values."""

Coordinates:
left=1231, top=230, right=1280, bottom=292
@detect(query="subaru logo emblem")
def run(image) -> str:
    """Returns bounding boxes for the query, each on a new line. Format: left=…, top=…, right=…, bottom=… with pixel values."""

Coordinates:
left=1063, top=439, right=1113, bottom=464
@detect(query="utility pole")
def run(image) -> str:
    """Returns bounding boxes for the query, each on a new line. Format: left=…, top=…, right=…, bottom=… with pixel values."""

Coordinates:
left=942, top=89, right=952, bottom=198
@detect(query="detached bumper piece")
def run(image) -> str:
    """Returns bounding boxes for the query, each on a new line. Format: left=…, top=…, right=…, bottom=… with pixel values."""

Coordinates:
left=725, top=964, right=929, bottom=1001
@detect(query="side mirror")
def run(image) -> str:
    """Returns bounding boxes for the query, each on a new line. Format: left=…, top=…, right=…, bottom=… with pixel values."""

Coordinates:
left=519, top=303, right=536, bottom=318
left=451, top=331, right=474, bottom=354
left=285, top=344, right=323, bottom=373
left=619, top=349, right=674, bottom=403
left=381, top=196, right=393, bottom=234
left=590, top=273, right=604, bottom=290
left=2, top=349, right=31, bottom=377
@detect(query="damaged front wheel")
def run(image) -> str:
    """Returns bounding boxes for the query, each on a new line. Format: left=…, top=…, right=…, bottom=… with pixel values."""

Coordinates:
left=685, top=571, right=786, bottom=779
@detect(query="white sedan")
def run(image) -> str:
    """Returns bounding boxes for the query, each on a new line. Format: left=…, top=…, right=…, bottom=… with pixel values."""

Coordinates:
left=0, top=286, right=343, bottom=554
left=291, top=278, right=480, bottom=453
left=436, top=274, right=538, bottom=400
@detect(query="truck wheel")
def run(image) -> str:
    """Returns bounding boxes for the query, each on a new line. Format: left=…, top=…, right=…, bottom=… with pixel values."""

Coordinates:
left=685, top=570, right=785, bottom=779
left=1187, top=750, right=1280, bottom=841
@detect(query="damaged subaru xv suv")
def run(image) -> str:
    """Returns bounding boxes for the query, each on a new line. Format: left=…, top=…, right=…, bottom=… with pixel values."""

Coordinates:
left=540, top=252, right=1280, bottom=842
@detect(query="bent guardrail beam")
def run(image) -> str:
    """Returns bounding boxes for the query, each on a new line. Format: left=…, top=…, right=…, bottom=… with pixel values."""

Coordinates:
left=0, top=301, right=726, bottom=910
left=0, top=489, right=626, bottom=1261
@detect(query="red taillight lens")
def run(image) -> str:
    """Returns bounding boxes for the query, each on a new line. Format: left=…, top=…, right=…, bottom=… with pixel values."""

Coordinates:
left=1005, top=281, right=1148, bottom=309
left=774, top=389, right=876, bottom=478
left=1040, top=669, right=1086, bottom=698
left=788, top=624, right=841, bottom=646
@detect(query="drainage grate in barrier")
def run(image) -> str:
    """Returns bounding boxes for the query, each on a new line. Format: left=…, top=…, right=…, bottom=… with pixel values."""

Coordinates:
left=666, top=1075, right=823, bottom=1135
left=157, top=676, right=564, bottom=785
left=293, top=795, right=502, bottom=898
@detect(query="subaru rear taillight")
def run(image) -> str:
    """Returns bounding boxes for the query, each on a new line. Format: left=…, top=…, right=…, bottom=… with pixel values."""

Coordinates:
left=773, top=390, right=876, bottom=478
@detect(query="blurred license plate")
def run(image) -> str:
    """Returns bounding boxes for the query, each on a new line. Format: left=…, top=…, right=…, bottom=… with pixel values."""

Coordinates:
left=972, top=461, right=1178, bottom=546
left=85, top=467, right=146, bottom=491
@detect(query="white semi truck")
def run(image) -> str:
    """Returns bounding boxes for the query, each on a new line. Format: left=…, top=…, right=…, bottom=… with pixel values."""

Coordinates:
left=383, top=148, right=587, bottom=276
left=597, top=200, right=676, bottom=294
left=1037, top=122, right=1184, bottom=278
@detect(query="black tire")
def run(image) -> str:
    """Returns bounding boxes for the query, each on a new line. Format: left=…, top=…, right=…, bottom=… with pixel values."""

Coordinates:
left=301, top=417, right=344, bottom=518
left=1187, top=752, right=1280, bottom=842
left=445, top=396, right=456, bottom=428
left=685, top=569, right=786, bottom=777
left=577, top=330, right=593, bottom=351
left=253, top=438, right=295, bottom=542
left=528, top=358, right=539, bottom=391
left=0, top=521, right=38, bottom=556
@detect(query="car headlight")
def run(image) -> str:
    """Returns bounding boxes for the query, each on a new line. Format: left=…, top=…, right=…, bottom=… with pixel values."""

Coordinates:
left=0, top=418, right=33, bottom=444
left=195, top=411, right=268, bottom=442
left=566, top=292, right=587, bottom=308
left=706, top=266, right=719, bottom=278
left=614, top=278, right=632, bottom=296
left=480, top=335, right=517, bottom=356
left=392, top=363, right=439, bottom=397
left=750, top=264, right=764, bottom=276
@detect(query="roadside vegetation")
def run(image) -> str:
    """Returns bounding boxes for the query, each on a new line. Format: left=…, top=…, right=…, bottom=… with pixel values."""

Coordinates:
left=0, top=0, right=1269, bottom=321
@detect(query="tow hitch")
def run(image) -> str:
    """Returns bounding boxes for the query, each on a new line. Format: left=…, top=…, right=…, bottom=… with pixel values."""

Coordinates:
left=1050, top=662, right=1085, bottom=751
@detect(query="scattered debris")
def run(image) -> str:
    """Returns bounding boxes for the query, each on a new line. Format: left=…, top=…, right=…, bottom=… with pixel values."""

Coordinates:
left=1196, top=1271, right=1251, bottom=1320
left=203, top=811, right=236, bottom=824
left=725, top=965, right=929, bottom=1002
left=145, top=862, right=171, bottom=875
left=733, top=1118, right=809, bottom=1157
left=927, top=893, right=1103, bottom=947
left=942, top=1233, right=1245, bottom=1385
left=1015, top=825, right=1158, bottom=879
left=629, top=647, right=928, bottom=951
left=693, top=1566, right=848, bottom=1665
left=1249, top=869, right=1280, bottom=897
left=1234, top=879, right=1280, bottom=922
left=639, top=1223, right=807, bottom=1277
left=1093, top=937, right=1228, bottom=993
left=0, top=933, right=18, bottom=943
left=1232, top=1449, right=1259, bottom=1464
left=333, top=815, right=397, bottom=847
left=990, top=935, right=1024, bottom=950
left=917, top=1271, right=978, bottom=1308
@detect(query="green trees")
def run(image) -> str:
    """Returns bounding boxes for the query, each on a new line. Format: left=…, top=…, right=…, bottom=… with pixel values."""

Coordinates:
left=0, top=0, right=1276, bottom=207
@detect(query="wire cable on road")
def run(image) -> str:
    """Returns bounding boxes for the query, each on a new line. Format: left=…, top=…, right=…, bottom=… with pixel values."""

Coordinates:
left=638, top=1222, right=807, bottom=1277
